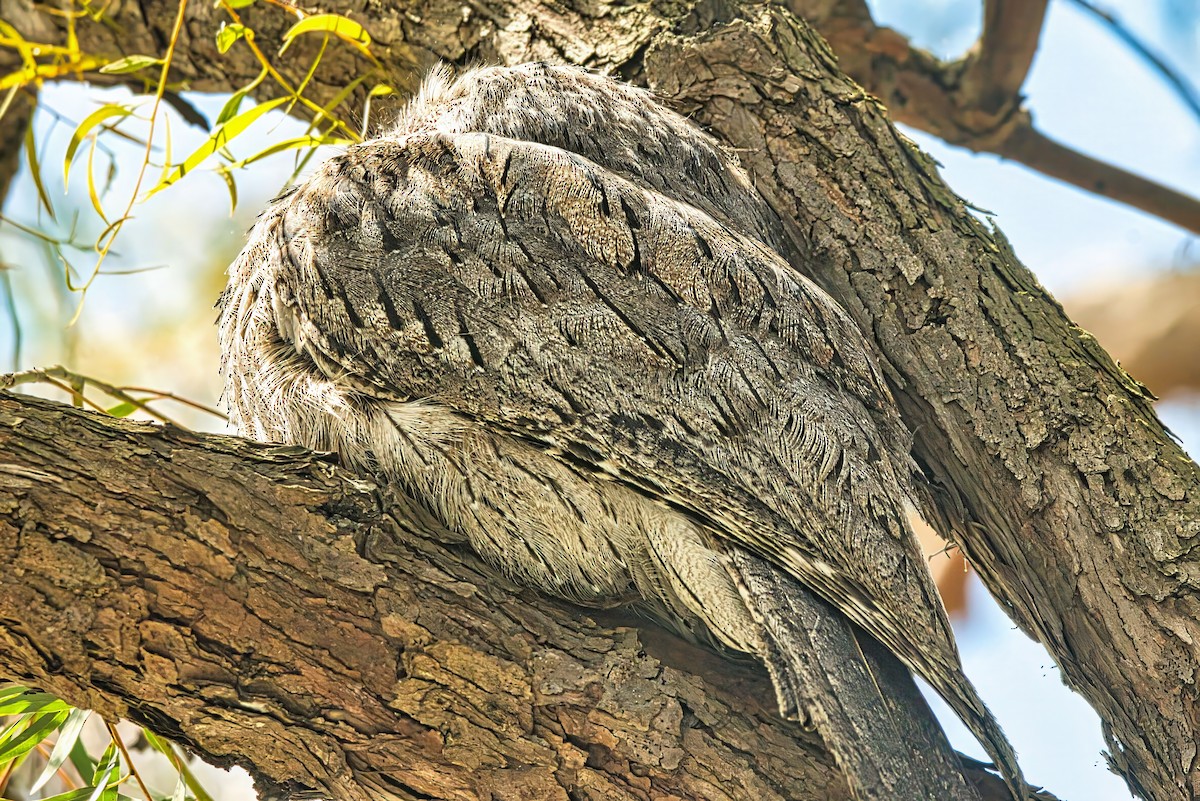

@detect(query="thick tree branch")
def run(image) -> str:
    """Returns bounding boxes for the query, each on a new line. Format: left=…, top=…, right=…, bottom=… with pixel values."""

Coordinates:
left=642, top=12, right=1200, bottom=800
left=0, top=2, right=1198, bottom=799
left=0, top=92, right=33, bottom=212
left=5, top=0, right=1197, bottom=230
left=0, top=391, right=1031, bottom=801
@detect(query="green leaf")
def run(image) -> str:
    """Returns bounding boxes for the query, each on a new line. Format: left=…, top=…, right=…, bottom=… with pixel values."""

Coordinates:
left=214, top=91, right=246, bottom=127
left=68, top=732, right=96, bottom=785
left=0, top=685, right=28, bottom=705
left=64, top=104, right=132, bottom=190
left=0, top=710, right=70, bottom=764
left=143, top=730, right=216, bottom=801
left=39, top=787, right=106, bottom=801
left=0, top=690, right=73, bottom=716
left=147, top=96, right=289, bottom=197
left=24, top=114, right=56, bottom=221
left=156, top=109, right=174, bottom=189
left=85, top=742, right=120, bottom=801
left=227, top=0, right=257, bottom=6
left=0, top=713, right=30, bottom=747
left=215, top=69, right=268, bottom=128
left=105, top=402, right=137, bottom=418
left=30, top=708, right=92, bottom=792
left=280, top=13, right=371, bottom=54
left=98, top=55, right=164, bottom=75
left=215, top=23, right=250, bottom=54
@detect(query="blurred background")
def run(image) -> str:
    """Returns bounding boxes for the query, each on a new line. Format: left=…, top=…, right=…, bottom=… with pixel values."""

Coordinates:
left=1, top=1, right=1197, bottom=799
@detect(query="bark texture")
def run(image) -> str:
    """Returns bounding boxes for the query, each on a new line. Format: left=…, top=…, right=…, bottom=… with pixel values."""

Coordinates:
left=0, top=392, right=1026, bottom=801
left=1, top=1, right=1198, bottom=800
left=643, top=14, right=1200, bottom=800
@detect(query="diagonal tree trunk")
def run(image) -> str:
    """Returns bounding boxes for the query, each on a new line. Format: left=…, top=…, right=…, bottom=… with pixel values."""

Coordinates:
left=1, top=2, right=1197, bottom=799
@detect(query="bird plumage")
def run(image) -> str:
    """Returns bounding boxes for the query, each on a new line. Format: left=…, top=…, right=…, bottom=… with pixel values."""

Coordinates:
left=220, top=63, right=1025, bottom=801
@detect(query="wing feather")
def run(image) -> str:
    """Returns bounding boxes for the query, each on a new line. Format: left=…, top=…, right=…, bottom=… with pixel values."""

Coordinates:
left=271, top=130, right=959, bottom=686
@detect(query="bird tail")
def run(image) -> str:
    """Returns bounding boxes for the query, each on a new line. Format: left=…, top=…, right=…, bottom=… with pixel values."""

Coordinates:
left=925, top=666, right=1028, bottom=801
left=727, top=549, right=1018, bottom=800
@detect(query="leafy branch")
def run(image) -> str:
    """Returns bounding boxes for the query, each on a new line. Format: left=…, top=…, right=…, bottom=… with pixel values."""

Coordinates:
left=1, top=365, right=225, bottom=425
left=0, top=0, right=390, bottom=313
left=0, top=684, right=218, bottom=801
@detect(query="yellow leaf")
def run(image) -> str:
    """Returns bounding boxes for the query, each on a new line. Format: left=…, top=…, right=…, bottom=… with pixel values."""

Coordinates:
left=280, top=13, right=371, bottom=56
left=215, top=23, right=251, bottom=54
left=0, top=57, right=107, bottom=90
left=24, top=114, right=55, bottom=221
left=147, top=96, right=289, bottom=197
left=225, top=134, right=352, bottom=170
left=98, top=55, right=163, bottom=75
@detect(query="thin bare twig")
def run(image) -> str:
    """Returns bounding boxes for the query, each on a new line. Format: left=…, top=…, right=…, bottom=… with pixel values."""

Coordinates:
left=814, top=0, right=1200, bottom=234
left=997, top=120, right=1200, bottom=233
left=69, top=0, right=191, bottom=315
left=105, top=720, right=155, bottom=801
left=1066, top=0, right=1200, bottom=124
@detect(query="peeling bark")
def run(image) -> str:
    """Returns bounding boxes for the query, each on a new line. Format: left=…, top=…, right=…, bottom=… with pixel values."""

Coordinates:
left=0, top=2, right=1197, bottom=799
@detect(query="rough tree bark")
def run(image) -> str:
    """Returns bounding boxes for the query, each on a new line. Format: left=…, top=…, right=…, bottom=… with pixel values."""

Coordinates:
left=0, top=392, right=1027, bottom=801
left=1, top=2, right=1198, bottom=801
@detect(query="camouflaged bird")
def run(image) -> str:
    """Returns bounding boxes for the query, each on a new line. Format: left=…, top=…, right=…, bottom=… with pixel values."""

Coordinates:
left=220, top=63, right=1026, bottom=801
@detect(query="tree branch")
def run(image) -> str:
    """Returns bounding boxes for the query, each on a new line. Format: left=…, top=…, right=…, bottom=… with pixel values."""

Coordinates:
left=0, top=391, right=1031, bottom=801
left=643, top=11, right=1200, bottom=800
left=958, top=0, right=1049, bottom=117
left=4, top=0, right=1196, bottom=231
left=0, top=90, right=34, bottom=217
left=996, top=119, right=1200, bottom=232
left=812, top=0, right=1200, bottom=233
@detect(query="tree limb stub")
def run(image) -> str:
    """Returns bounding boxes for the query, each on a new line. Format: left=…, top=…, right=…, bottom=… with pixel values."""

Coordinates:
left=958, top=0, right=1049, bottom=119
left=0, top=391, right=1037, bottom=801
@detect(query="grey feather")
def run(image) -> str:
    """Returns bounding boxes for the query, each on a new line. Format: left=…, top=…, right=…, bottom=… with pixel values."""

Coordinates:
left=220, top=63, right=1025, bottom=801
